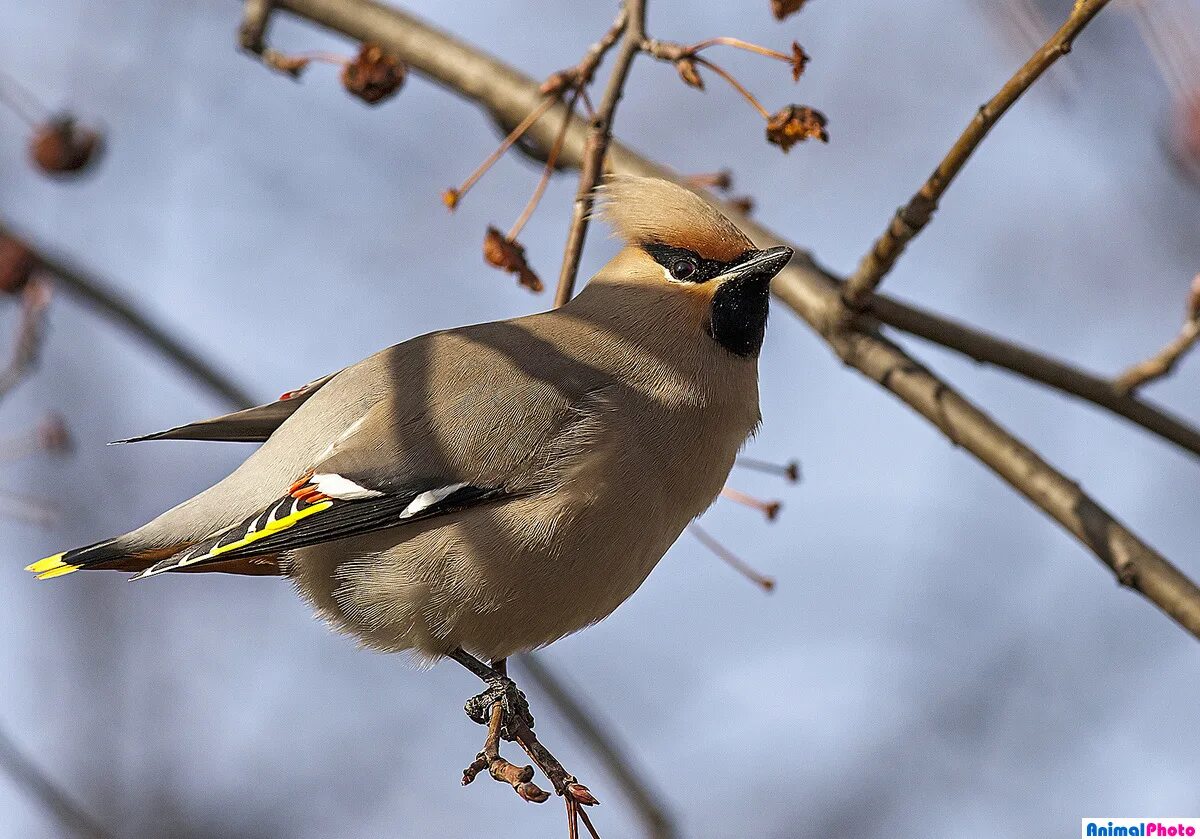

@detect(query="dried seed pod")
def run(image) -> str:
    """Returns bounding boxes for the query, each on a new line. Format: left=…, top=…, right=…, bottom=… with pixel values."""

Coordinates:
left=1188, top=273, right=1200, bottom=322
left=483, top=226, right=543, bottom=293
left=341, top=43, right=406, bottom=105
left=766, top=104, right=828, bottom=151
left=29, top=115, right=102, bottom=175
left=790, top=41, right=810, bottom=82
left=676, top=58, right=705, bottom=90
left=771, top=0, right=808, bottom=21
left=442, top=188, right=461, bottom=211
left=0, top=234, right=36, bottom=295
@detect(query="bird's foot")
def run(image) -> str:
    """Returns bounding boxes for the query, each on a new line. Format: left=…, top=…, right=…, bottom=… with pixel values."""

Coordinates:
left=460, top=678, right=599, bottom=834
left=464, top=675, right=535, bottom=739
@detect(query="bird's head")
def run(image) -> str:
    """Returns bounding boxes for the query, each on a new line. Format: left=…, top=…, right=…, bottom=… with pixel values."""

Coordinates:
left=592, top=175, right=793, bottom=357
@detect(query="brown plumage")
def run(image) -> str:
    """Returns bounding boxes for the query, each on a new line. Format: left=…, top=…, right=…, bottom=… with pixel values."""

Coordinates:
left=598, top=175, right=754, bottom=261
left=27, top=174, right=792, bottom=738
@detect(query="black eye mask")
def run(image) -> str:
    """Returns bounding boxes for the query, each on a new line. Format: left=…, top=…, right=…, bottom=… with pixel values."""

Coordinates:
left=642, top=242, right=747, bottom=284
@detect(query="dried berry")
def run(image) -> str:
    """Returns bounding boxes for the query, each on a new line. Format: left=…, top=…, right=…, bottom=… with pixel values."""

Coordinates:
left=30, top=116, right=102, bottom=175
left=766, top=104, right=828, bottom=151
left=771, top=0, right=808, bottom=21
left=341, top=43, right=406, bottom=105
left=483, top=226, right=543, bottom=293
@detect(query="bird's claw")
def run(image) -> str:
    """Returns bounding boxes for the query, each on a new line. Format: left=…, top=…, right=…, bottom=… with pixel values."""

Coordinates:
left=464, top=676, right=535, bottom=738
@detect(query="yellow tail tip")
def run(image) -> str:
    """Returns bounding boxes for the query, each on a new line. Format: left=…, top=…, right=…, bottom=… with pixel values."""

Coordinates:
left=35, top=564, right=81, bottom=580
left=25, top=553, right=66, bottom=574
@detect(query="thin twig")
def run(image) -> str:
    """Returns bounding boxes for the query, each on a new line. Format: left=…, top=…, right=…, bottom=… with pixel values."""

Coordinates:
left=864, top=292, right=1200, bottom=458
left=690, top=56, right=770, bottom=118
left=841, top=0, right=1114, bottom=307
left=553, top=1, right=643, bottom=307
left=0, top=724, right=114, bottom=839
left=448, top=93, right=561, bottom=208
left=509, top=86, right=584, bottom=241
left=688, top=523, right=776, bottom=592
left=515, top=654, right=677, bottom=839
left=0, top=219, right=255, bottom=408
left=719, top=486, right=781, bottom=521
left=687, top=36, right=792, bottom=63
left=0, top=69, right=47, bottom=127
left=1114, top=319, right=1200, bottom=394
left=0, top=277, right=51, bottom=401
left=266, top=0, right=1200, bottom=641
left=734, top=456, right=801, bottom=482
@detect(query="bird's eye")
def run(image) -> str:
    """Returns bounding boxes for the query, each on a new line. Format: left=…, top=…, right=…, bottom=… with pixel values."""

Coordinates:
left=670, top=258, right=697, bottom=281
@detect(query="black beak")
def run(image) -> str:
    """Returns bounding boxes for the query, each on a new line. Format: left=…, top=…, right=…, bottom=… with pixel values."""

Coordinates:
left=720, top=246, right=794, bottom=286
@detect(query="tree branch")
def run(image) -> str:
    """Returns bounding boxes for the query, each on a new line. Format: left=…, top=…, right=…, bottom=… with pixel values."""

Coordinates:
left=841, top=0, right=1114, bottom=307
left=0, top=723, right=114, bottom=839
left=514, top=653, right=677, bottom=839
left=553, top=1, right=643, bottom=307
left=0, top=219, right=256, bottom=409
left=863, top=292, right=1200, bottom=458
left=256, top=0, right=1200, bottom=641
left=1114, top=277, right=1200, bottom=394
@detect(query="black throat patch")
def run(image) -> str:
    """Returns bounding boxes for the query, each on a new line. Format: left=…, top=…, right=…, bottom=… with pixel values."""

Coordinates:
left=709, top=276, right=770, bottom=357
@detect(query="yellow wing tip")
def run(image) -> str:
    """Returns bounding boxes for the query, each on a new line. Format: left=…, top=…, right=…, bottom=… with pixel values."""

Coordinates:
left=35, top=563, right=81, bottom=580
left=25, top=553, right=66, bottom=574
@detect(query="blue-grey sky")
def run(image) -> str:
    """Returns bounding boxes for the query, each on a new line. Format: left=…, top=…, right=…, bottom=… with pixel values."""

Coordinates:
left=1, top=1, right=1198, bottom=837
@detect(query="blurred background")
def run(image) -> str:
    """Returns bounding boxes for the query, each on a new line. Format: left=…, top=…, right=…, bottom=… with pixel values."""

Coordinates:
left=1, top=0, right=1198, bottom=836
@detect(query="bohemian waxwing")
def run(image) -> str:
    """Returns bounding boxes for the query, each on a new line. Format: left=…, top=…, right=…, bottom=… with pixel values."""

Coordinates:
left=26, top=174, right=792, bottom=748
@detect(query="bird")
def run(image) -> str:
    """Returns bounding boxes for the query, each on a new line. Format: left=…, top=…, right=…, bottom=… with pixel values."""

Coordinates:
left=25, top=174, right=792, bottom=789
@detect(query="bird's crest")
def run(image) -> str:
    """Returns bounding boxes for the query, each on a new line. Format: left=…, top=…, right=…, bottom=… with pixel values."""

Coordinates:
left=597, top=175, right=753, bottom=262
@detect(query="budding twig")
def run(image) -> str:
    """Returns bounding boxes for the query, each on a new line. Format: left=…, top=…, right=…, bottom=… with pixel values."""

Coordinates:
left=688, top=523, right=776, bottom=592
left=841, top=0, right=1115, bottom=308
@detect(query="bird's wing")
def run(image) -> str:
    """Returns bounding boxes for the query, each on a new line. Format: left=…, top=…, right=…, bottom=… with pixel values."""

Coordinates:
left=110, top=373, right=337, bottom=444
left=131, top=471, right=507, bottom=579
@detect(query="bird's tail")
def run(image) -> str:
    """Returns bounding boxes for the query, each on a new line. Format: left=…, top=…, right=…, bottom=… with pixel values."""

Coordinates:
left=24, top=537, right=184, bottom=579
left=26, top=536, right=280, bottom=580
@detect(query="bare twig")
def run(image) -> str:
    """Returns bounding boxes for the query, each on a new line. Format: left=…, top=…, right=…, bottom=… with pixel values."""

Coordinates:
left=688, top=523, right=776, bottom=592
left=864, top=292, right=1200, bottom=458
left=255, top=0, right=1200, bottom=641
left=1114, top=279, right=1200, bottom=393
left=514, top=654, right=677, bottom=839
left=461, top=699, right=550, bottom=802
left=0, top=277, right=51, bottom=401
left=735, top=456, right=801, bottom=482
left=553, top=2, right=643, bottom=307
left=0, top=724, right=114, bottom=839
left=841, top=0, right=1114, bottom=307
left=0, top=219, right=255, bottom=408
left=509, top=86, right=584, bottom=242
left=720, top=486, right=782, bottom=521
